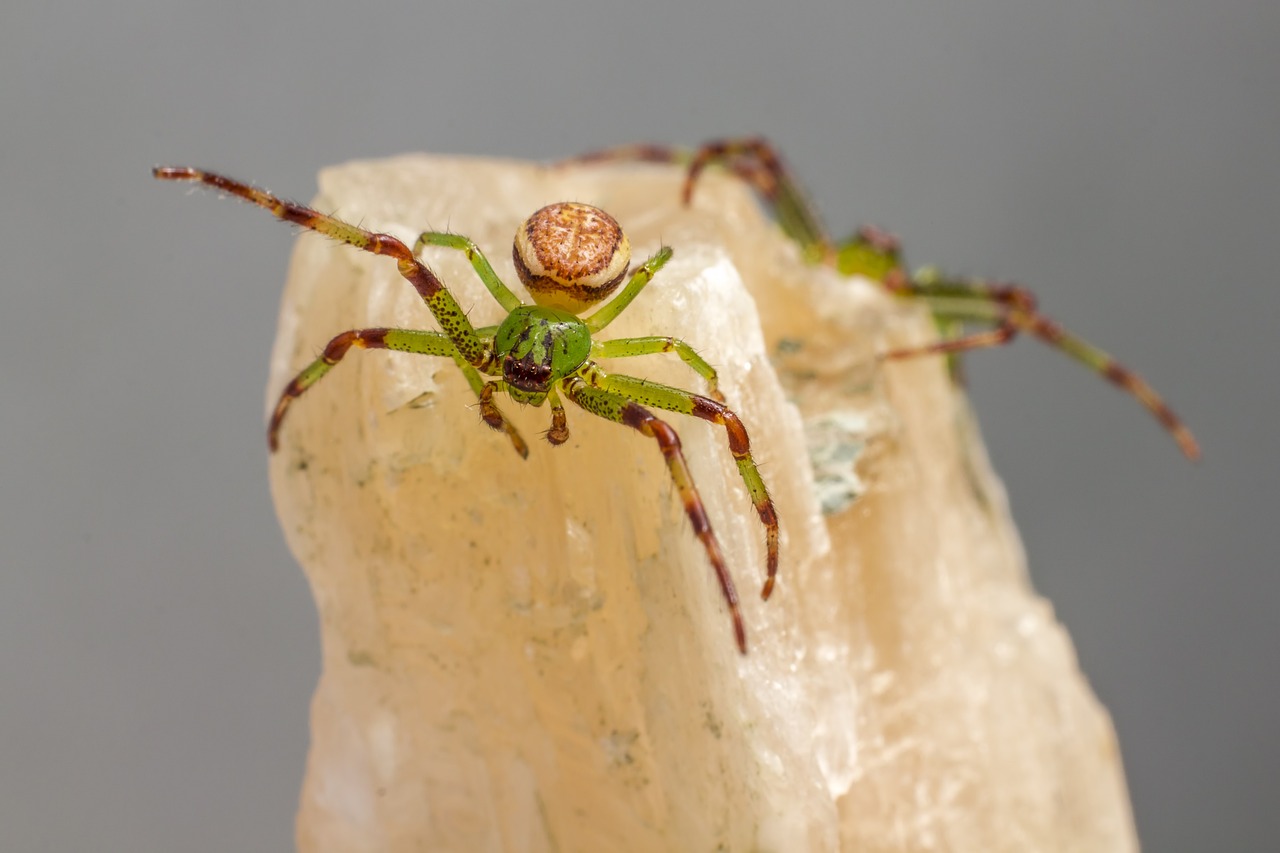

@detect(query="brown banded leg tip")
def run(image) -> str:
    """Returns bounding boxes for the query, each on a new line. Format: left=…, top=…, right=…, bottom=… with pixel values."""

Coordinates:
left=760, top=578, right=775, bottom=601
left=730, top=609, right=749, bottom=654
left=680, top=183, right=696, bottom=207
left=153, top=166, right=193, bottom=180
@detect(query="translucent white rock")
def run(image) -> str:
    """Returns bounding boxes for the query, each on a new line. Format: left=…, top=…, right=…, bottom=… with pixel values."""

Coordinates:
left=267, top=155, right=1138, bottom=852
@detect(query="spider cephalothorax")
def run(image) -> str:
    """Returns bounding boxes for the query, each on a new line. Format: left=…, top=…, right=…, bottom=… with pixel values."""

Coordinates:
left=568, top=137, right=1200, bottom=461
left=153, top=169, right=779, bottom=652
left=493, top=304, right=591, bottom=405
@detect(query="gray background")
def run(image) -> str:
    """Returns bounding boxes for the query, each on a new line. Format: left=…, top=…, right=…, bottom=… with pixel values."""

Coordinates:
left=3, top=1, right=1275, bottom=850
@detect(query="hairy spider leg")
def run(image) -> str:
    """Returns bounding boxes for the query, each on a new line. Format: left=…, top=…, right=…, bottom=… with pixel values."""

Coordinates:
left=450, top=356, right=529, bottom=457
left=545, top=387, right=569, bottom=445
left=567, top=139, right=834, bottom=263
left=562, top=376, right=748, bottom=652
left=689, top=141, right=1201, bottom=460
left=682, top=138, right=834, bottom=263
left=880, top=273, right=1202, bottom=460
left=152, top=167, right=494, bottom=371
left=586, top=367, right=779, bottom=601
left=159, top=168, right=780, bottom=652
left=584, top=247, right=674, bottom=332
left=594, top=336, right=724, bottom=401
left=269, top=328, right=527, bottom=456
left=568, top=141, right=1200, bottom=460
left=413, top=231, right=525, bottom=313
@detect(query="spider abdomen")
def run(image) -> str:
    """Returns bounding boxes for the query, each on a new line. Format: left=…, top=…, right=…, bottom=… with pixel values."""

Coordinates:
left=513, top=202, right=631, bottom=312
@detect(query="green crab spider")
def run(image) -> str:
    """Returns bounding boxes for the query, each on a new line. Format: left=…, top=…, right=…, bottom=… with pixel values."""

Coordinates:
left=153, top=166, right=779, bottom=653
left=569, top=137, right=1200, bottom=461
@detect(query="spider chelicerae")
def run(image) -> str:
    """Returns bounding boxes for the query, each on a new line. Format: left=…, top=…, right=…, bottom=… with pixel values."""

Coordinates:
left=153, top=166, right=779, bottom=653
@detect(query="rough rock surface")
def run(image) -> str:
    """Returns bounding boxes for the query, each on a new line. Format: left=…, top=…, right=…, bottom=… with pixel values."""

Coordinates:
left=266, top=155, right=1138, bottom=852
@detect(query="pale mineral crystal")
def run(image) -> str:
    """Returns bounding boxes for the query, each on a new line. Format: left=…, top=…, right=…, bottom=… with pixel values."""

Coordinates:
left=267, top=155, right=1139, bottom=852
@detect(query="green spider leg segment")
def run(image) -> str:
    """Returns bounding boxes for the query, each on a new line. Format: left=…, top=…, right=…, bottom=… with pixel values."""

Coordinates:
left=151, top=167, right=495, bottom=372
left=156, top=169, right=780, bottom=653
left=584, top=246, right=675, bottom=333
left=414, top=231, right=524, bottom=314
left=567, top=139, right=1201, bottom=461
left=267, top=327, right=527, bottom=457
left=562, top=376, right=747, bottom=651
left=583, top=365, right=779, bottom=600
left=593, top=336, right=724, bottom=401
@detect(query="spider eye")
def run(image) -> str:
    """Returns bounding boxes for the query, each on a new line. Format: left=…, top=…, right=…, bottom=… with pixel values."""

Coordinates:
left=513, top=202, right=631, bottom=313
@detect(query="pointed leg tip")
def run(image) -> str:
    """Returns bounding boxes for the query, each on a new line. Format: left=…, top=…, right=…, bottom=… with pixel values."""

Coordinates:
left=731, top=609, right=749, bottom=655
left=760, top=578, right=775, bottom=601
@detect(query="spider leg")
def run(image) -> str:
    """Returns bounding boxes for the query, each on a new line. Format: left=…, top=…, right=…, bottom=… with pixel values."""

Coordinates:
left=882, top=273, right=1201, bottom=460
left=462, top=373, right=528, bottom=459
left=545, top=387, right=569, bottom=445
left=563, top=142, right=775, bottom=202
left=587, top=367, right=779, bottom=601
left=880, top=323, right=1017, bottom=360
left=270, top=328, right=527, bottom=457
left=593, top=336, right=724, bottom=401
left=567, top=137, right=834, bottom=264
left=570, top=143, right=1198, bottom=458
left=583, top=246, right=674, bottom=333
left=681, top=138, right=832, bottom=259
left=413, top=231, right=524, bottom=313
left=562, top=142, right=692, bottom=168
left=153, top=167, right=494, bottom=370
left=562, top=376, right=747, bottom=653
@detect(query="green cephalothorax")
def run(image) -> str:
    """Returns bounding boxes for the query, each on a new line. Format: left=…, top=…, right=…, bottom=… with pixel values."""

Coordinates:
left=568, top=137, right=1200, bottom=461
left=154, top=172, right=781, bottom=654
left=493, top=305, right=592, bottom=405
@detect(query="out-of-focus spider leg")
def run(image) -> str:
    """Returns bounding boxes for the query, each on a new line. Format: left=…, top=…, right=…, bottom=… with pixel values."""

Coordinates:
left=880, top=272, right=1202, bottom=461
left=566, top=137, right=834, bottom=263
left=569, top=141, right=1200, bottom=459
